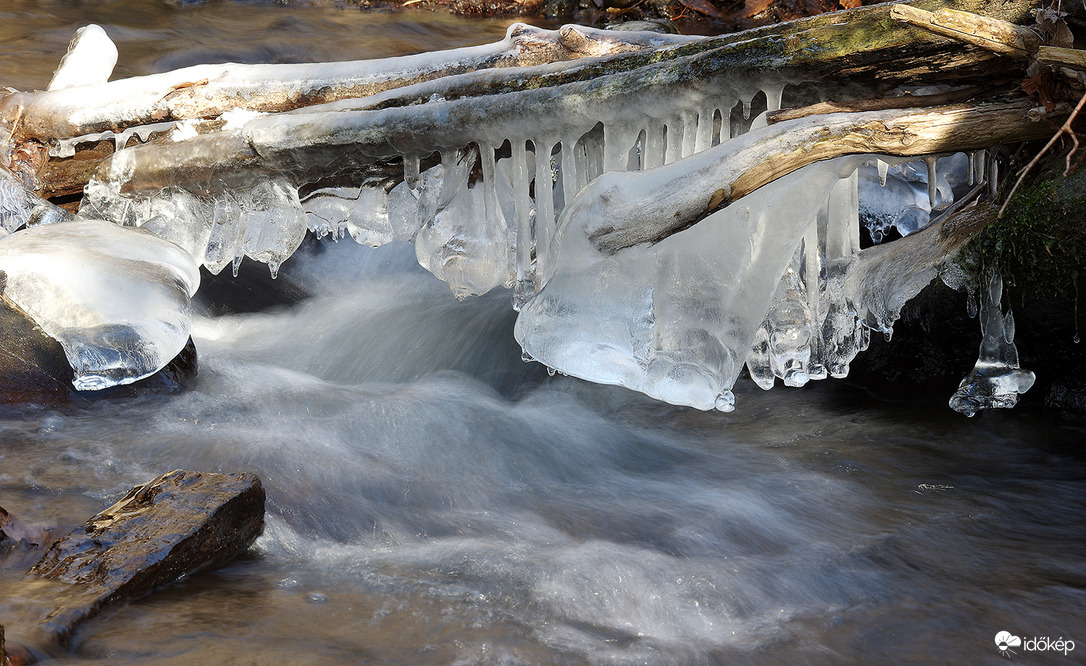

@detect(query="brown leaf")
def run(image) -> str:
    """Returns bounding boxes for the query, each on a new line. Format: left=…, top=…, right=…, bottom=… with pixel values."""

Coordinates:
left=838, top=0, right=861, bottom=8
left=677, top=0, right=723, bottom=17
left=740, top=0, right=773, bottom=18
left=1022, top=69, right=1057, bottom=111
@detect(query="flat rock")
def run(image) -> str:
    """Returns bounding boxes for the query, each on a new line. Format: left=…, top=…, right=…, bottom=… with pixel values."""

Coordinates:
left=27, top=469, right=264, bottom=644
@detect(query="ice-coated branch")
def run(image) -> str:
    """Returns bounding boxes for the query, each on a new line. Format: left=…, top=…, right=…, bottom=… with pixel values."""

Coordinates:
left=571, top=96, right=1064, bottom=255
left=1, top=23, right=702, bottom=143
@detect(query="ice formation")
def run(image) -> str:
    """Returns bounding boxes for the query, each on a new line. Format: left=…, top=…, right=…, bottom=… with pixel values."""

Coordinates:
left=949, top=274, right=1036, bottom=417
left=0, top=220, right=199, bottom=391
left=2, top=24, right=1029, bottom=411
left=47, top=24, right=117, bottom=92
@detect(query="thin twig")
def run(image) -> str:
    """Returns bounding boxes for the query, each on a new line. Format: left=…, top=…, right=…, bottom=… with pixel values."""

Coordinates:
left=998, top=87, right=1086, bottom=217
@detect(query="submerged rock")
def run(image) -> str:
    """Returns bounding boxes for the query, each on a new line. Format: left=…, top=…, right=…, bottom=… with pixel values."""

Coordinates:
left=0, top=506, right=48, bottom=555
left=0, top=297, right=71, bottom=405
left=28, top=469, right=265, bottom=644
left=0, top=294, right=198, bottom=404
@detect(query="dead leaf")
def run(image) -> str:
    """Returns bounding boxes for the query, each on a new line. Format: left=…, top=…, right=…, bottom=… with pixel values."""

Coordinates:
left=678, top=0, right=723, bottom=18
left=741, top=0, right=773, bottom=18
left=1023, top=69, right=1057, bottom=111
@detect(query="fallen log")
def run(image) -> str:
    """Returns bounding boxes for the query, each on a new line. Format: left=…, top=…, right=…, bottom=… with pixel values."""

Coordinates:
left=0, top=23, right=700, bottom=143
left=4, top=0, right=1048, bottom=203
left=571, top=95, right=1065, bottom=255
left=20, top=470, right=264, bottom=645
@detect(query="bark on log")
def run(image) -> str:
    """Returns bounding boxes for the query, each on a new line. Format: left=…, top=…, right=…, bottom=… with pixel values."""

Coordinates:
left=26, top=469, right=264, bottom=644
left=574, top=95, right=1065, bottom=254
left=890, top=5, right=1041, bottom=58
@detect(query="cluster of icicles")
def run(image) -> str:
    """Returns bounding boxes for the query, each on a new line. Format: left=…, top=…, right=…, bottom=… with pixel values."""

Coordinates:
left=67, top=80, right=1013, bottom=413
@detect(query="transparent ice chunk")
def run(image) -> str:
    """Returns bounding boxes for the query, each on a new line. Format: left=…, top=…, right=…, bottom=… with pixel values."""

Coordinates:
left=949, top=274, right=1036, bottom=417
left=0, top=220, right=199, bottom=391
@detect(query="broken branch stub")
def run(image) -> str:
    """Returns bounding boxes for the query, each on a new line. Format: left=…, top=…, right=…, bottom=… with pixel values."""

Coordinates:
left=28, top=469, right=265, bottom=644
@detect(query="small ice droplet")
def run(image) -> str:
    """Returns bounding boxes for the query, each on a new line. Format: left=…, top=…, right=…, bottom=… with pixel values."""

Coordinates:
left=231, top=255, right=243, bottom=278
left=268, top=260, right=280, bottom=279
left=1075, top=334, right=1081, bottom=344
left=547, top=366, right=556, bottom=376
left=307, top=592, right=329, bottom=604
left=521, top=349, right=533, bottom=363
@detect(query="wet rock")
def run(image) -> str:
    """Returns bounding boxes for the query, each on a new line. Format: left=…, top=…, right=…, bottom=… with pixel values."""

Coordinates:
left=27, top=470, right=265, bottom=644
left=0, top=506, right=49, bottom=555
left=0, top=297, right=72, bottom=405
left=0, top=292, right=198, bottom=404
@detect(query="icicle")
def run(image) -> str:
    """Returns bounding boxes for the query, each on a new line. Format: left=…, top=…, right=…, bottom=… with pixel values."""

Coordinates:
left=603, top=124, right=637, bottom=173
left=574, top=135, right=589, bottom=192
left=949, top=274, right=1036, bottom=416
left=480, top=142, right=505, bottom=239
left=231, top=255, right=243, bottom=278
left=694, top=108, right=714, bottom=153
left=534, top=138, right=557, bottom=287
left=877, top=158, right=889, bottom=187
left=512, top=139, right=534, bottom=309
left=714, top=391, right=735, bottom=412
left=974, top=149, right=987, bottom=187
left=968, top=151, right=976, bottom=186
left=803, top=226, right=827, bottom=381
left=680, top=109, right=698, bottom=158
left=664, top=118, right=683, bottom=165
left=403, top=155, right=421, bottom=192
left=987, top=151, right=1000, bottom=197
left=763, top=83, right=784, bottom=113
left=746, top=324, right=774, bottom=390
left=644, top=118, right=665, bottom=170
left=559, top=141, right=578, bottom=209
left=711, top=109, right=723, bottom=147
left=924, top=155, right=938, bottom=208
left=50, top=121, right=176, bottom=159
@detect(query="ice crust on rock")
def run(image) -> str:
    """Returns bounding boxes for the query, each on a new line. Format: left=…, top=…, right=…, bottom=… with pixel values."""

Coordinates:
left=949, top=274, right=1036, bottom=417
left=0, top=220, right=199, bottom=391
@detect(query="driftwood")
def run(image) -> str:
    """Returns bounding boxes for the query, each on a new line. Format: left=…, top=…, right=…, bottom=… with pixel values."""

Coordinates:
left=0, top=0, right=1054, bottom=205
left=16, top=470, right=264, bottom=645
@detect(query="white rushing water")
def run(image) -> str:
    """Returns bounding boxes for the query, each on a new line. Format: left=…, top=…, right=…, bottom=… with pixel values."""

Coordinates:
left=0, top=5, right=1081, bottom=665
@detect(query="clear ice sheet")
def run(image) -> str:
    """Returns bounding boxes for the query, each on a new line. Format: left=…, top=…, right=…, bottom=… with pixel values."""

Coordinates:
left=0, top=220, right=199, bottom=391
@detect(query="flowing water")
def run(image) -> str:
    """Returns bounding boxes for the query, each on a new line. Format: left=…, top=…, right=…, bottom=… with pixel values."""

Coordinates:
left=1, top=3, right=1085, bottom=664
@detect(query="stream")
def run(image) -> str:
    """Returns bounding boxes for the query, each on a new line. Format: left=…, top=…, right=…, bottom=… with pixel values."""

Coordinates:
left=0, top=2, right=1084, bottom=664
